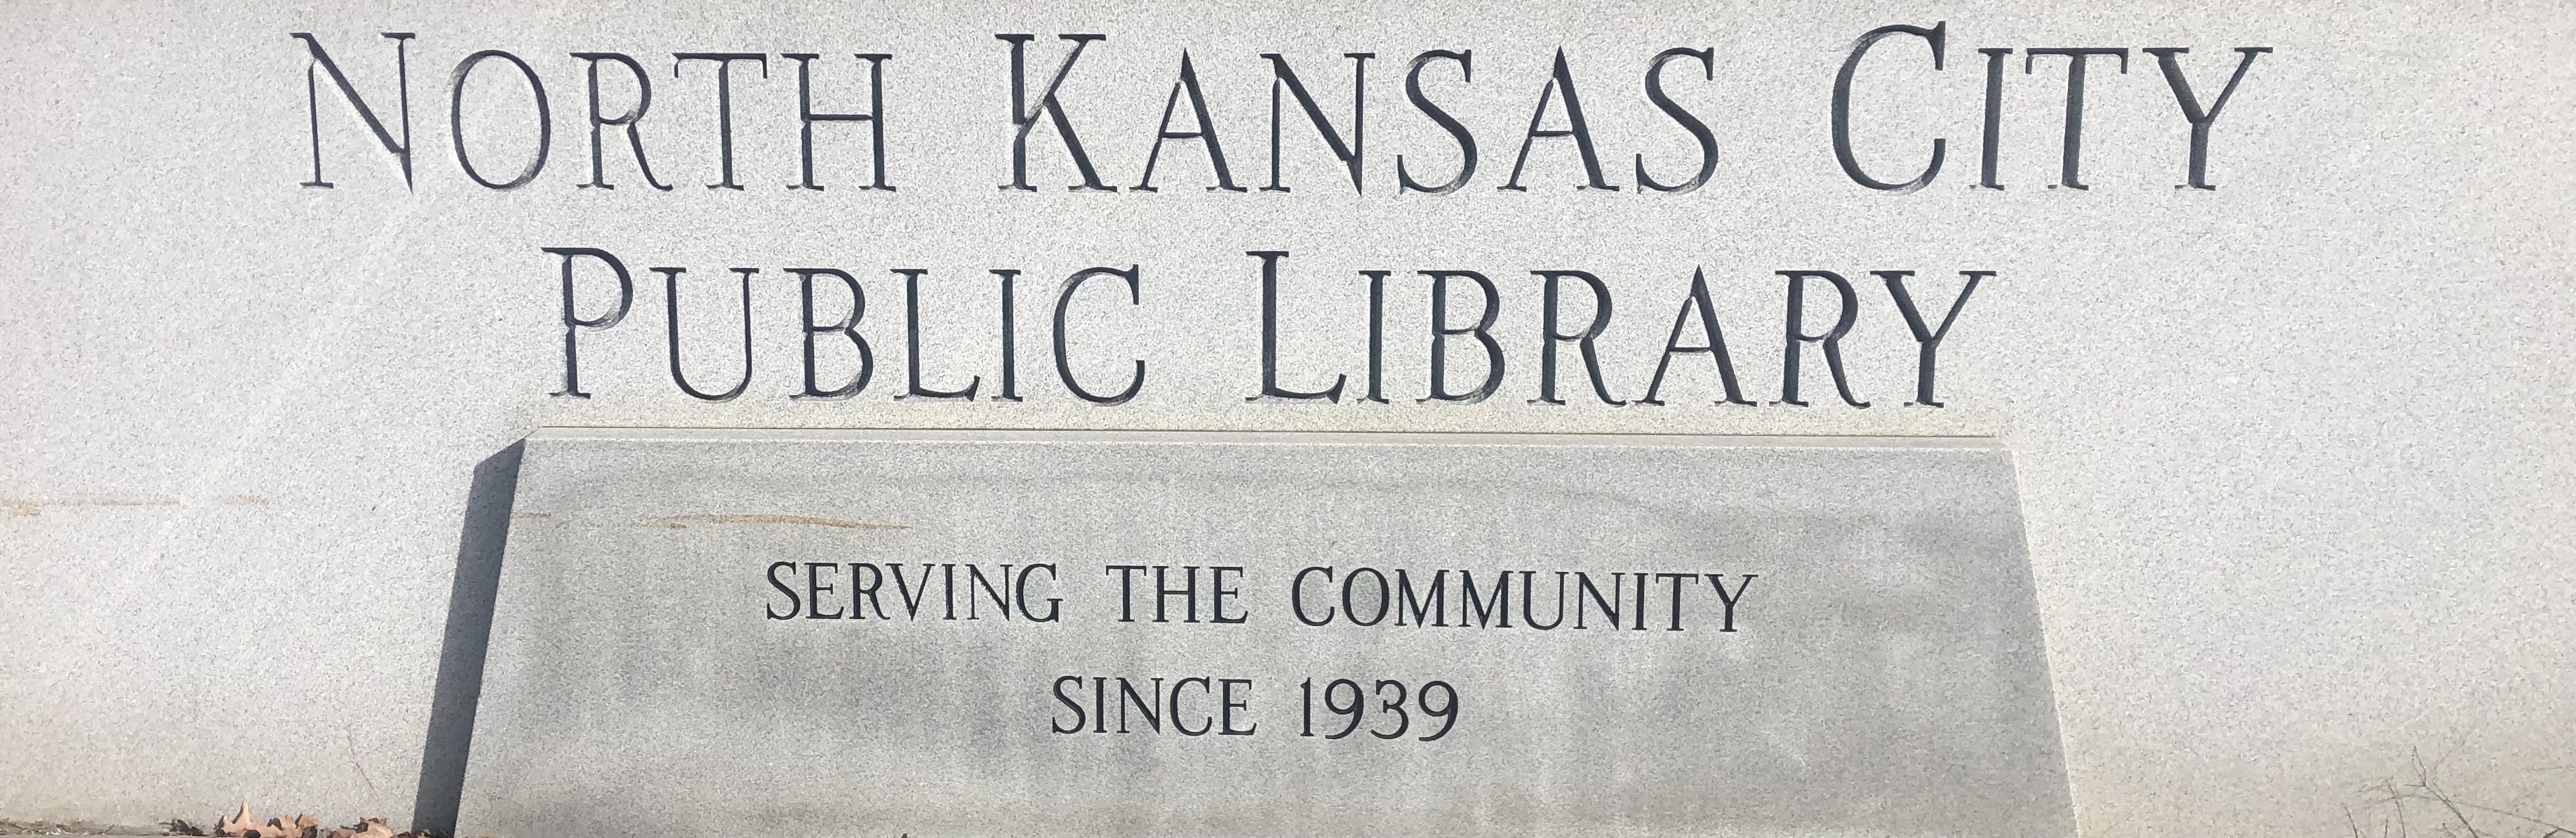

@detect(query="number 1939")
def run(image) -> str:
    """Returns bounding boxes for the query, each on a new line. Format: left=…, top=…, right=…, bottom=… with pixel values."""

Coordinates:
left=1300, top=678, right=1459, bottom=741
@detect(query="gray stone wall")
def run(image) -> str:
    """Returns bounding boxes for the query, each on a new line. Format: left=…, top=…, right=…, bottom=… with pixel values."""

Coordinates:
left=0, top=1, right=2567, bottom=836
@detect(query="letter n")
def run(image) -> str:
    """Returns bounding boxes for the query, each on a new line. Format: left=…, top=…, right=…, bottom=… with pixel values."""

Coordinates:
left=290, top=32, right=416, bottom=189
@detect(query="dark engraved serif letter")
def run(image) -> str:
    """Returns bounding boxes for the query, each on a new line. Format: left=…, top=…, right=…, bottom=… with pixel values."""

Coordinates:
left=450, top=50, right=551, bottom=189
left=996, top=34, right=1113, bottom=192
left=1052, top=265, right=1146, bottom=404
left=1247, top=251, right=1346, bottom=402
left=1420, top=270, right=1504, bottom=404
left=672, top=53, right=768, bottom=189
left=1636, top=47, right=1717, bottom=194
left=1357, top=270, right=1391, bottom=403
left=1531, top=270, right=1623, bottom=405
left=570, top=53, right=672, bottom=190
left=660, top=266, right=755, bottom=401
left=782, top=53, right=893, bottom=191
left=2142, top=46, right=2271, bottom=189
left=2024, top=47, right=2131, bottom=190
left=1640, top=268, right=1752, bottom=406
left=1135, top=53, right=1245, bottom=192
left=1502, top=48, right=1615, bottom=191
left=787, top=267, right=873, bottom=399
left=1262, top=52, right=1372, bottom=192
left=1878, top=270, right=1989, bottom=407
left=543, top=247, right=634, bottom=399
left=289, top=32, right=414, bottom=189
left=1976, top=48, right=2011, bottom=189
left=1396, top=50, right=1476, bottom=194
left=897, top=269, right=980, bottom=401
left=1777, top=270, right=1868, bottom=408
left=1831, top=22, right=1947, bottom=192
left=993, top=270, right=1024, bottom=401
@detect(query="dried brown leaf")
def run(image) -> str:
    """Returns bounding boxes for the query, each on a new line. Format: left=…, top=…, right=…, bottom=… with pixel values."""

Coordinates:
left=215, top=804, right=256, bottom=837
left=326, top=818, right=394, bottom=838
left=217, top=809, right=316, bottom=838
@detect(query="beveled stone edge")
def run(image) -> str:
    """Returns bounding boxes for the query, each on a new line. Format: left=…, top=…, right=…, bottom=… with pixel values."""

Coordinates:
left=525, top=426, right=2004, bottom=449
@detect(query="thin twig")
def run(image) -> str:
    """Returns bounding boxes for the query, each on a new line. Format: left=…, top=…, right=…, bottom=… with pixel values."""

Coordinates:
left=344, top=728, right=378, bottom=797
left=2409, top=750, right=2483, bottom=838
left=2382, top=792, right=2576, bottom=837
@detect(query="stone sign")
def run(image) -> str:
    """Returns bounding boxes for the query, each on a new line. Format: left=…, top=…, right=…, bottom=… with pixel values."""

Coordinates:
left=463, top=429, right=2069, bottom=838
left=4, top=4, right=2570, bottom=838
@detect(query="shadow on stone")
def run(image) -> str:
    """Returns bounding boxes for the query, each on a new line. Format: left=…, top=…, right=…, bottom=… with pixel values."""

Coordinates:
left=411, top=441, right=526, bottom=835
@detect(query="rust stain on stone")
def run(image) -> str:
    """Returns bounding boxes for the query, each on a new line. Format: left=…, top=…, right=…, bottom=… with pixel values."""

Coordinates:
left=86, top=497, right=180, bottom=507
left=641, top=514, right=907, bottom=531
left=4, top=496, right=182, bottom=517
